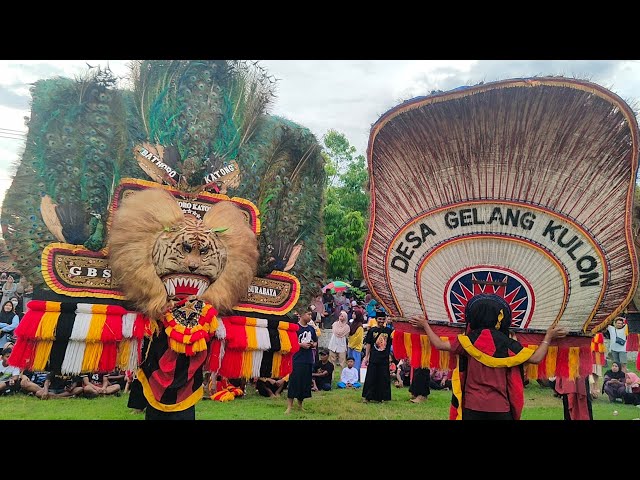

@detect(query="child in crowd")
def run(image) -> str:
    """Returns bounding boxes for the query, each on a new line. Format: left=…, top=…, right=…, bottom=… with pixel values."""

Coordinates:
left=337, top=357, right=361, bottom=389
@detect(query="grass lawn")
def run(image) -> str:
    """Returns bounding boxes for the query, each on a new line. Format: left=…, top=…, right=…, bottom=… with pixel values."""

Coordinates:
left=1, top=366, right=638, bottom=420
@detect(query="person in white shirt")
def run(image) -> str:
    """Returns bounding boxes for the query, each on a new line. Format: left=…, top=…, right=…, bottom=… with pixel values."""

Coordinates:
left=607, top=317, right=628, bottom=372
left=337, top=357, right=362, bottom=389
left=0, top=347, right=20, bottom=394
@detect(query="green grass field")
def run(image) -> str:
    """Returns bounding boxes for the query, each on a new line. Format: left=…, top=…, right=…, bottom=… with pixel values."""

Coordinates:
left=1, top=370, right=638, bottom=420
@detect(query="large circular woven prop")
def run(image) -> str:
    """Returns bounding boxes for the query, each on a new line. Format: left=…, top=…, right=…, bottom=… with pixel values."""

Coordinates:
left=363, top=78, right=639, bottom=334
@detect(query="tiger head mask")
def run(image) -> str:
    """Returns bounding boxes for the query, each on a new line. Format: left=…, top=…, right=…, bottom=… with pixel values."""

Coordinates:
left=108, top=188, right=258, bottom=320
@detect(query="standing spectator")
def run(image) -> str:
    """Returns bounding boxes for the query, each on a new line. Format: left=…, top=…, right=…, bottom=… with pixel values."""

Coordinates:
left=322, top=289, right=335, bottom=328
left=19, top=279, right=33, bottom=315
left=328, top=311, right=349, bottom=369
left=0, top=347, right=20, bottom=394
left=606, top=317, right=628, bottom=372
left=0, top=275, right=16, bottom=306
left=285, top=307, right=318, bottom=414
left=361, top=315, right=393, bottom=403
left=312, top=350, right=335, bottom=391
left=365, top=298, right=378, bottom=323
left=0, top=300, right=19, bottom=350
left=409, top=293, right=567, bottom=420
left=337, top=357, right=361, bottom=389
left=308, top=305, right=323, bottom=364
left=348, top=309, right=364, bottom=379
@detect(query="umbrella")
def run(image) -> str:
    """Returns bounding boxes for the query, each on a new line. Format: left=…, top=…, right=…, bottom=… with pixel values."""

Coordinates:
left=322, top=280, right=352, bottom=293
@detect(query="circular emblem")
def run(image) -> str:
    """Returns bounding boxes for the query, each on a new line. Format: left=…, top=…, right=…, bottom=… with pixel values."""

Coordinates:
left=445, top=267, right=534, bottom=328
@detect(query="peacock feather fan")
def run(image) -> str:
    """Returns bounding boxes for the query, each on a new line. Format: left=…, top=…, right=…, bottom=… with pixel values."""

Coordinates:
left=132, top=60, right=274, bottom=190
left=1, top=66, right=142, bottom=288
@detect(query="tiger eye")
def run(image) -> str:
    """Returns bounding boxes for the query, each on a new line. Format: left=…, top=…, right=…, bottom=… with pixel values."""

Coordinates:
left=182, top=242, right=192, bottom=253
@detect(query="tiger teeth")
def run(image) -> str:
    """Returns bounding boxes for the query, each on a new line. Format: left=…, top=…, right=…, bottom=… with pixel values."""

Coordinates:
left=164, top=277, right=209, bottom=296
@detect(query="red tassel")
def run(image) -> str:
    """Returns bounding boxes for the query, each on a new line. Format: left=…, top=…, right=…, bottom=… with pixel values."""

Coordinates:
left=279, top=352, right=293, bottom=377
left=223, top=322, right=248, bottom=350
left=219, top=349, right=242, bottom=378
left=208, top=339, right=223, bottom=373
left=627, top=332, right=639, bottom=352
left=410, top=333, right=422, bottom=368
left=579, top=345, right=592, bottom=377
left=14, top=308, right=45, bottom=339
left=555, top=348, right=570, bottom=378
left=392, top=331, right=407, bottom=360
left=98, top=343, right=117, bottom=372
left=8, top=338, right=35, bottom=370
left=537, top=351, right=548, bottom=379
left=132, top=314, right=147, bottom=339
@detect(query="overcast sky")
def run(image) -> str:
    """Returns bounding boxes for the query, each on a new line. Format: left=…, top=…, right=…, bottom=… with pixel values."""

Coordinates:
left=1, top=60, right=640, bottom=210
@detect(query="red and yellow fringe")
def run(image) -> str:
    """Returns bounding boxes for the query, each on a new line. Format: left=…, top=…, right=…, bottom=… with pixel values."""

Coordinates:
left=392, top=323, right=593, bottom=380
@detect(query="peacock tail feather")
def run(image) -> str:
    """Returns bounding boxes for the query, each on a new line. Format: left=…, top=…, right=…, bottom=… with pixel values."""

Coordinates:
left=2, top=67, right=137, bottom=287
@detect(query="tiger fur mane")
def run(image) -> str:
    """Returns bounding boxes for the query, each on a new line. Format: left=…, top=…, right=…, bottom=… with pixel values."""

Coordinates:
left=107, top=188, right=258, bottom=321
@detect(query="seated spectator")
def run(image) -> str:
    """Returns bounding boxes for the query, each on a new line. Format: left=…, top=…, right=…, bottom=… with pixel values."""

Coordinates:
left=388, top=354, right=398, bottom=381
left=602, top=361, right=626, bottom=402
left=429, top=368, right=452, bottom=390
left=256, top=374, right=289, bottom=397
left=622, top=371, right=640, bottom=405
left=81, top=371, right=121, bottom=398
left=106, top=368, right=128, bottom=391
left=41, top=372, right=84, bottom=399
left=0, top=347, right=20, bottom=395
left=0, top=300, right=19, bottom=350
left=19, top=369, right=49, bottom=396
left=312, top=349, right=334, bottom=391
left=395, top=357, right=411, bottom=388
left=337, top=357, right=362, bottom=389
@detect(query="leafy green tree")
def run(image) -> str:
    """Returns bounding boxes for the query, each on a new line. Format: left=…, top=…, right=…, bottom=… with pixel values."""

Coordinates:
left=322, top=130, right=369, bottom=281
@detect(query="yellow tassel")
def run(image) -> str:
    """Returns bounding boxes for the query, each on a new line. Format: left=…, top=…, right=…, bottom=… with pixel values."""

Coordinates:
left=403, top=333, right=412, bottom=359
left=569, top=347, right=580, bottom=380
left=86, top=314, right=107, bottom=342
left=439, top=337, right=449, bottom=370
left=278, top=329, right=292, bottom=354
left=168, top=340, right=186, bottom=354
left=116, top=340, right=131, bottom=370
left=495, top=309, right=504, bottom=329
left=527, top=362, right=538, bottom=380
left=36, top=311, right=61, bottom=341
left=81, top=343, right=103, bottom=372
left=545, top=346, right=558, bottom=378
left=271, top=351, right=282, bottom=377
left=33, top=340, right=54, bottom=370
left=183, top=334, right=191, bottom=344
left=241, top=351, right=253, bottom=379
left=420, top=334, right=430, bottom=368
left=246, top=325, right=258, bottom=350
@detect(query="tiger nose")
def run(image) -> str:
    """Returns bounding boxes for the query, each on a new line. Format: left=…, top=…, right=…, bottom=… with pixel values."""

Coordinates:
left=188, top=265, right=198, bottom=273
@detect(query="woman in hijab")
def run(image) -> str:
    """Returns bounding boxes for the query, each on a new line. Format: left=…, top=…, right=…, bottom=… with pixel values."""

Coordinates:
left=348, top=309, right=365, bottom=379
left=410, top=293, right=567, bottom=420
left=602, top=361, right=626, bottom=402
left=328, top=310, right=350, bottom=369
left=0, top=300, right=19, bottom=350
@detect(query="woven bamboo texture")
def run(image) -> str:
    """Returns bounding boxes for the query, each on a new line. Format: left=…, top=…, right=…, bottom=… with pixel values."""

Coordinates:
left=363, top=78, right=639, bottom=334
